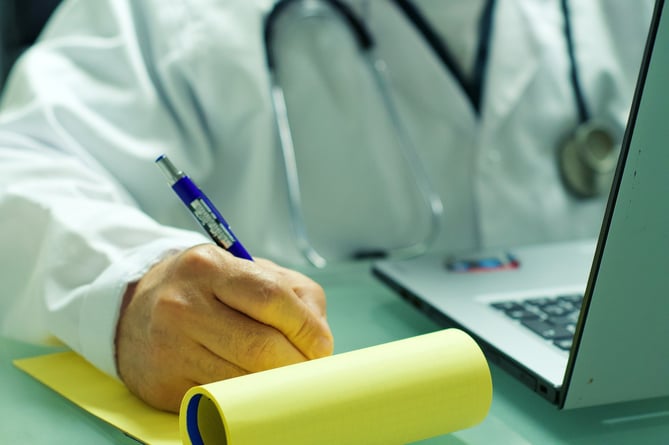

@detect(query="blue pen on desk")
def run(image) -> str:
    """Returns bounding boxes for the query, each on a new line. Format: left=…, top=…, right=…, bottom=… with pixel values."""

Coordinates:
left=155, top=154, right=253, bottom=261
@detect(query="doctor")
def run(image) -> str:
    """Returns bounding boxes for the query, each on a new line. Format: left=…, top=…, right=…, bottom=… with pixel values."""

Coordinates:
left=0, top=0, right=653, bottom=412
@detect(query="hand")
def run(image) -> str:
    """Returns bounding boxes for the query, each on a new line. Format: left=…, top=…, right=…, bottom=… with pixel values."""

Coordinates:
left=114, top=244, right=334, bottom=412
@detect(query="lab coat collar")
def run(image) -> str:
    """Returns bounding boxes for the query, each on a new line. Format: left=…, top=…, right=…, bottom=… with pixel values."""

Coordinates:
left=378, top=0, right=542, bottom=133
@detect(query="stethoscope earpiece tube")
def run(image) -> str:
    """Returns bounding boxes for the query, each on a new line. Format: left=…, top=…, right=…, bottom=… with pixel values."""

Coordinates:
left=264, top=0, right=374, bottom=70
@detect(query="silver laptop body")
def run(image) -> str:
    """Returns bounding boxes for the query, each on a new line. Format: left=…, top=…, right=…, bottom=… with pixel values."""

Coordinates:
left=373, top=0, right=669, bottom=409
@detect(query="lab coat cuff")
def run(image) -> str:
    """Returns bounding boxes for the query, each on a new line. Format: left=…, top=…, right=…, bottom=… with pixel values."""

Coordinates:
left=78, top=235, right=208, bottom=380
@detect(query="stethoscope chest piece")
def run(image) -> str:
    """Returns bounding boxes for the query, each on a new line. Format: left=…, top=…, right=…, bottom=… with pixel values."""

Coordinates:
left=559, top=122, right=619, bottom=198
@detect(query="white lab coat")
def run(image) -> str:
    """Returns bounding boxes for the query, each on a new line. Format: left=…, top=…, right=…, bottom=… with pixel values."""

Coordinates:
left=0, top=0, right=653, bottom=377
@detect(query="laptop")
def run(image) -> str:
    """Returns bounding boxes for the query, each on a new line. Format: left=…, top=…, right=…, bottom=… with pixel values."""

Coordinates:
left=373, top=0, right=669, bottom=409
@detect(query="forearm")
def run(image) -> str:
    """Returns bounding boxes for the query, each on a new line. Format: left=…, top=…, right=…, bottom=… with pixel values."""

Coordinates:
left=0, top=143, right=208, bottom=376
left=0, top=0, right=216, bottom=374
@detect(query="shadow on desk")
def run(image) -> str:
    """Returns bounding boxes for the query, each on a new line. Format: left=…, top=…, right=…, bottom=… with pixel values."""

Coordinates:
left=0, top=337, right=137, bottom=444
left=484, top=362, right=669, bottom=445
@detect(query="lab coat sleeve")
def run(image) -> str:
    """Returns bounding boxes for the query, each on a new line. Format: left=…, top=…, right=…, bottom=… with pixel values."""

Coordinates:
left=0, top=0, right=213, bottom=378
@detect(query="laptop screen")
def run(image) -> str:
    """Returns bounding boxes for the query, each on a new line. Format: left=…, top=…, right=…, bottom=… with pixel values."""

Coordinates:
left=562, top=0, right=669, bottom=409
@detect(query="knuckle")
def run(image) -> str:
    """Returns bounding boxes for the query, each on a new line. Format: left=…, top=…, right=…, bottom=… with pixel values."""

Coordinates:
left=309, top=282, right=327, bottom=306
left=247, top=272, right=285, bottom=313
left=147, top=293, right=196, bottom=348
left=154, top=291, right=189, bottom=323
left=246, top=334, right=281, bottom=366
left=293, top=314, right=316, bottom=344
left=302, top=279, right=325, bottom=296
left=176, top=244, right=221, bottom=274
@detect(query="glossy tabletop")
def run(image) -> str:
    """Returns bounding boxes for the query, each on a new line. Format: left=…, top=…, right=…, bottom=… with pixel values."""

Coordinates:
left=1, top=261, right=668, bottom=444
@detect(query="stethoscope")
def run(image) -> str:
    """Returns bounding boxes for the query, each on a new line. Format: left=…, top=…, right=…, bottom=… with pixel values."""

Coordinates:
left=263, top=0, right=618, bottom=266
left=392, top=0, right=620, bottom=196
left=264, top=0, right=444, bottom=267
left=556, top=0, right=620, bottom=198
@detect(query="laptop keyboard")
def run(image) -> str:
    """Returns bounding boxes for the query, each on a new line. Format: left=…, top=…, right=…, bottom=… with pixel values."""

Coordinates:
left=490, top=293, right=583, bottom=351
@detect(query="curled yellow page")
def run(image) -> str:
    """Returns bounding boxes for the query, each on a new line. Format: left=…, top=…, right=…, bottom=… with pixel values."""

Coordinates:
left=180, top=328, right=492, bottom=445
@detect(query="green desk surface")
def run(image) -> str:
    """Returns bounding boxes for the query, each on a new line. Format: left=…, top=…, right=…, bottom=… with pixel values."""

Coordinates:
left=2, top=261, right=668, bottom=444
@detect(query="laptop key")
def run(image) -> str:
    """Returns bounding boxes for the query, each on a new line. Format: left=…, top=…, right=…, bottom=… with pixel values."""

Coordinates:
left=491, top=301, right=522, bottom=311
left=524, top=297, right=553, bottom=306
left=539, top=303, right=571, bottom=317
left=546, top=315, right=571, bottom=325
left=491, top=301, right=540, bottom=320
left=506, top=308, right=540, bottom=320
left=491, top=296, right=579, bottom=347
left=553, top=338, right=573, bottom=351
left=521, top=319, right=573, bottom=340
left=557, top=294, right=583, bottom=304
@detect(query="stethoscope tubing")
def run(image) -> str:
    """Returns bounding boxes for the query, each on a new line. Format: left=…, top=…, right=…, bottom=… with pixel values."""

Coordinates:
left=560, top=0, right=590, bottom=124
left=394, top=0, right=591, bottom=121
left=264, top=0, right=373, bottom=70
left=264, top=0, right=444, bottom=267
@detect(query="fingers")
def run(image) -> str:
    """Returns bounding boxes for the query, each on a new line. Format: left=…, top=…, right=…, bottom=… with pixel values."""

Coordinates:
left=115, top=244, right=335, bottom=413
left=170, top=245, right=333, bottom=359
left=182, top=343, right=248, bottom=385
left=256, top=259, right=329, bottom=319
left=205, top=256, right=334, bottom=360
left=186, top=297, right=309, bottom=372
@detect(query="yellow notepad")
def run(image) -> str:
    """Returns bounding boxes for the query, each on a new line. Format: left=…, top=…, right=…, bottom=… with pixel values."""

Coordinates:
left=14, top=349, right=180, bottom=444
left=15, top=329, right=492, bottom=445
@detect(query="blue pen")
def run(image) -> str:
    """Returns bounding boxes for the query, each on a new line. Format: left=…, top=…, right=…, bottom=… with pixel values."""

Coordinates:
left=155, top=154, right=253, bottom=261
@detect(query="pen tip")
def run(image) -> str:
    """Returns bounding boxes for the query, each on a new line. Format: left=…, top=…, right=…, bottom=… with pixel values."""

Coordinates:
left=155, top=154, right=166, bottom=163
